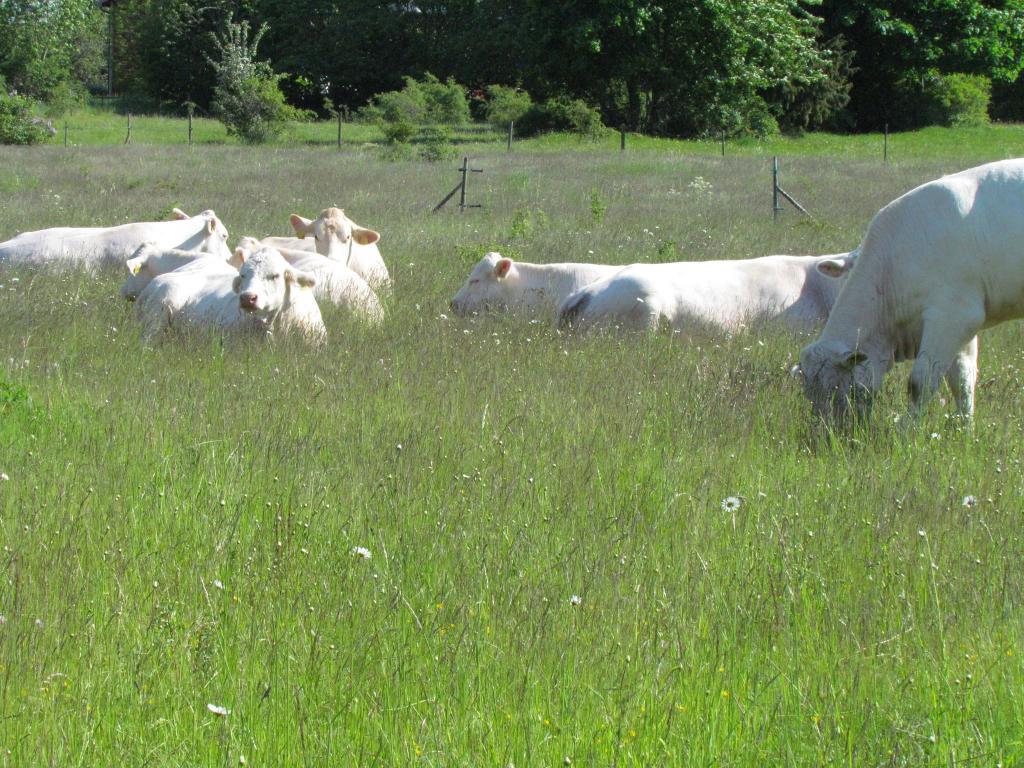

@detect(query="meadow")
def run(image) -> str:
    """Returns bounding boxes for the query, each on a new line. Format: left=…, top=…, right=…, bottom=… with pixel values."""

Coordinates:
left=1, top=124, right=1023, bottom=766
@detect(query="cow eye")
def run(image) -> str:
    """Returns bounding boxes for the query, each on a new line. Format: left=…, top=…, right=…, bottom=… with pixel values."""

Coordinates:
left=268, top=273, right=280, bottom=280
left=469, top=278, right=480, bottom=285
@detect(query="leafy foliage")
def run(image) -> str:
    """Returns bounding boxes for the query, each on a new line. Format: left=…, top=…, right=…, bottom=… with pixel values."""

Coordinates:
left=207, top=17, right=303, bottom=144
left=484, top=85, right=533, bottom=129
left=516, top=96, right=606, bottom=138
left=0, top=91, right=48, bottom=145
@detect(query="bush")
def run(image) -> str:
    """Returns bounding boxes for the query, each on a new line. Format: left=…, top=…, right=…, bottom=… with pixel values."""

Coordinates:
left=419, top=73, right=470, bottom=125
left=361, top=73, right=469, bottom=127
left=0, top=92, right=49, bottom=145
left=515, top=96, right=606, bottom=138
left=208, top=18, right=302, bottom=144
left=418, top=125, right=455, bottom=162
left=926, top=73, right=991, bottom=127
left=484, top=85, right=532, bottom=129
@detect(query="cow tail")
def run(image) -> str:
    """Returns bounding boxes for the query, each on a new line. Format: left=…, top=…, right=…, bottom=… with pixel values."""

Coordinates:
left=558, top=292, right=591, bottom=330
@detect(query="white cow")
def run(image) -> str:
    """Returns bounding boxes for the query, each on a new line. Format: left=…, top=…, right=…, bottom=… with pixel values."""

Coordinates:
left=135, top=247, right=324, bottom=342
left=260, top=235, right=315, bottom=253
left=797, top=159, right=1024, bottom=423
left=556, top=252, right=859, bottom=333
left=450, top=252, right=621, bottom=316
left=234, top=236, right=384, bottom=325
left=289, top=208, right=390, bottom=290
left=120, top=243, right=237, bottom=301
left=0, top=209, right=231, bottom=270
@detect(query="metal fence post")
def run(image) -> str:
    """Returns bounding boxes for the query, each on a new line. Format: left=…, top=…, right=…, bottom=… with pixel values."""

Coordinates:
left=772, top=156, right=780, bottom=221
left=458, top=157, right=469, bottom=211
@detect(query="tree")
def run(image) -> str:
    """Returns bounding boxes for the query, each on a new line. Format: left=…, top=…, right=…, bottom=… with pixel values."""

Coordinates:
left=821, top=0, right=1024, bottom=129
left=208, top=16, right=300, bottom=143
left=0, top=0, right=106, bottom=98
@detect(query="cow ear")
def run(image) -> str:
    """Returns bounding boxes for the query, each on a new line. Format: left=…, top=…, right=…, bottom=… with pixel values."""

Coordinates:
left=126, top=255, right=146, bottom=275
left=205, top=217, right=218, bottom=235
left=494, top=258, right=513, bottom=279
left=230, top=247, right=247, bottom=269
left=837, top=350, right=868, bottom=370
left=171, top=208, right=190, bottom=220
left=352, top=226, right=380, bottom=246
left=817, top=258, right=852, bottom=279
left=286, top=268, right=316, bottom=289
left=290, top=214, right=313, bottom=238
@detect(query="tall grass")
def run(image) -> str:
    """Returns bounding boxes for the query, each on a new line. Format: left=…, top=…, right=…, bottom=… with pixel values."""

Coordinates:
left=0, top=140, right=1022, bottom=765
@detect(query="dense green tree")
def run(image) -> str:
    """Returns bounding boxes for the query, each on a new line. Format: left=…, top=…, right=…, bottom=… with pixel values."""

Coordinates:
left=0, top=0, right=105, bottom=98
left=822, top=0, right=1024, bottom=129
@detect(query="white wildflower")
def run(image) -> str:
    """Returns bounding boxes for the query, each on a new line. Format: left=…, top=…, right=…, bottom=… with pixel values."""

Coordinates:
left=569, top=595, right=582, bottom=607
left=207, top=703, right=230, bottom=717
left=352, top=546, right=372, bottom=560
left=962, top=495, right=977, bottom=508
left=721, top=496, right=742, bottom=512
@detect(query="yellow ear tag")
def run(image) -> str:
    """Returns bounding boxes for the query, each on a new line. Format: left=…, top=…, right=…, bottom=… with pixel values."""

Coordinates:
left=297, top=231, right=305, bottom=239
left=129, top=262, right=142, bottom=275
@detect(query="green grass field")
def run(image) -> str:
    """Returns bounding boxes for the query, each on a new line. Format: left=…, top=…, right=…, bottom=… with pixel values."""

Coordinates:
left=1, top=125, right=1024, bottom=766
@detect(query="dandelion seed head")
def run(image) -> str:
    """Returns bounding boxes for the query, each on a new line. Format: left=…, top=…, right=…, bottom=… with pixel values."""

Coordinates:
left=721, top=496, right=741, bottom=512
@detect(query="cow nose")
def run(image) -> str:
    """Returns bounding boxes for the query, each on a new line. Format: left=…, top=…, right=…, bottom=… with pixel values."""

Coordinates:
left=239, top=292, right=259, bottom=309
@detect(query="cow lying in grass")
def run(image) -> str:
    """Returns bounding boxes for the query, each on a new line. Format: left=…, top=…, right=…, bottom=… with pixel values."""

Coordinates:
left=0, top=209, right=232, bottom=270
left=289, top=208, right=389, bottom=291
left=234, top=236, right=384, bottom=326
left=450, top=252, right=620, bottom=317
left=134, top=246, right=325, bottom=342
left=557, top=252, right=858, bottom=333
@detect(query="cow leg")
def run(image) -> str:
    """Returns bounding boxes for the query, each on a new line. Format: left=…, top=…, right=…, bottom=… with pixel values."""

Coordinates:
left=909, top=311, right=982, bottom=419
left=943, top=335, right=979, bottom=419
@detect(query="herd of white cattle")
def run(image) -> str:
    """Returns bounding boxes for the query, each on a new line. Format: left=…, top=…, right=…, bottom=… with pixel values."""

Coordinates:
left=1, top=158, right=1022, bottom=425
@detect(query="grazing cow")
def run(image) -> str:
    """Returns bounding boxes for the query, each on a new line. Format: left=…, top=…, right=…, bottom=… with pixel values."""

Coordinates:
left=135, top=247, right=325, bottom=341
left=119, top=243, right=237, bottom=301
left=557, top=252, right=859, bottom=333
left=797, top=159, right=1024, bottom=423
left=0, top=209, right=231, bottom=270
left=450, top=252, right=620, bottom=316
left=234, top=236, right=384, bottom=325
left=289, top=208, right=390, bottom=290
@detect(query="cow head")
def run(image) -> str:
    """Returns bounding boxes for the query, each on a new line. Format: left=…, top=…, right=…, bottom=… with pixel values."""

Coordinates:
left=171, top=208, right=233, bottom=261
left=450, top=252, right=516, bottom=315
left=799, top=339, right=881, bottom=424
left=290, top=208, right=380, bottom=263
left=232, top=247, right=316, bottom=321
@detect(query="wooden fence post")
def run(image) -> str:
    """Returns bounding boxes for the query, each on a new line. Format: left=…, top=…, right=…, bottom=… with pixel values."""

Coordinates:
left=64, top=122, right=68, bottom=148
left=337, top=112, right=343, bottom=148
left=883, top=123, right=889, bottom=164
left=507, top=121, right=514, bottom=151
left=124, top=112, right=132, bottom=145
left=188, top=111, right=193, bottom=147
left=620, top=126, right=626, bottom=151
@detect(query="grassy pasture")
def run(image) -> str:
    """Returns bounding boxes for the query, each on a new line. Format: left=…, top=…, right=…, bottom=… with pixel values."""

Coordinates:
left=0, top=134, right=1023, bottom=766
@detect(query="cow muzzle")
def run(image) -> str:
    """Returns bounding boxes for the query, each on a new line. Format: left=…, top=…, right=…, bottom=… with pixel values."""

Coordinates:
left=239, top=292, right=260, bottom=311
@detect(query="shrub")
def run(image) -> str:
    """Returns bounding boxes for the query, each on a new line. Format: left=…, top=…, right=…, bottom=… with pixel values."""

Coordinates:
left=419, top=73, right=470, bottom=125
left=927, top=73, right=991, bottom=127
left=485, top=84, right=532, bottom=129
left=516, top=96, right=605, bottom=138
left=0, top=92, right=48, bottom=145
left=208, top=18, right=302, bottom=144
left=418, top=125, right=455, bottom=162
